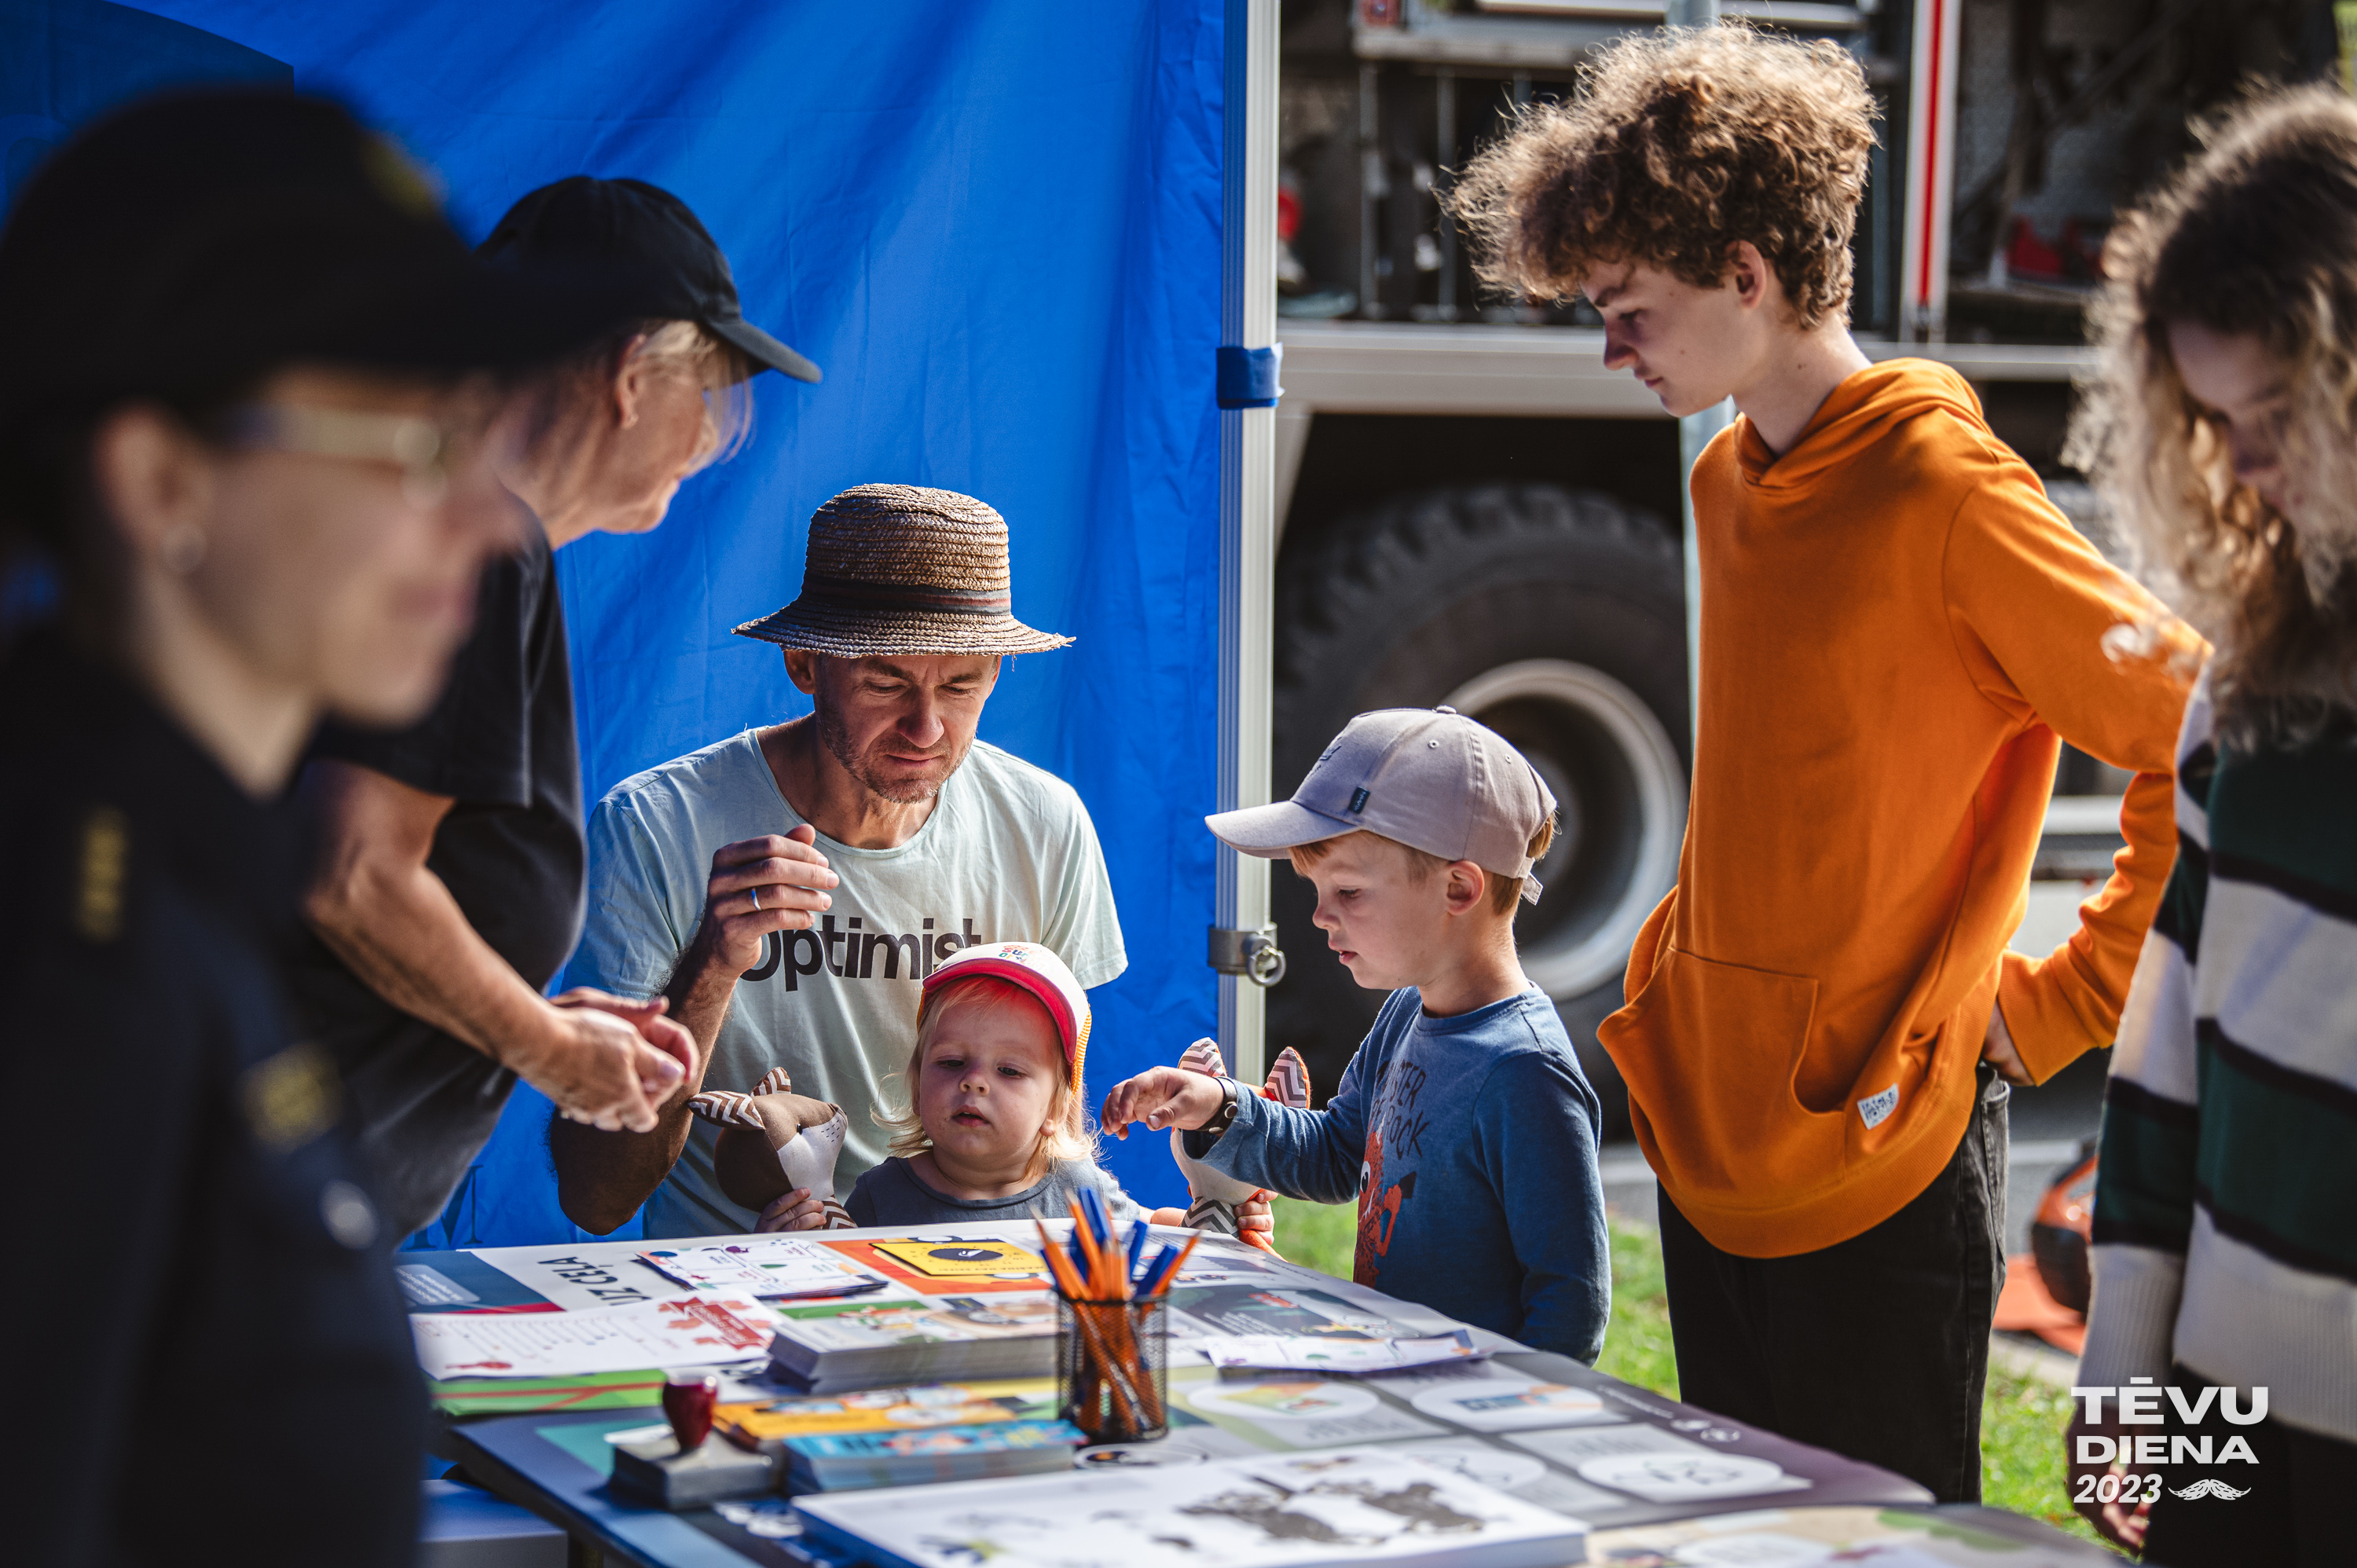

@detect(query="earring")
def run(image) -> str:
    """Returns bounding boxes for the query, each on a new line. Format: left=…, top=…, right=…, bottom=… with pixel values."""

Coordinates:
left=159, top=523, right=207, bottom=576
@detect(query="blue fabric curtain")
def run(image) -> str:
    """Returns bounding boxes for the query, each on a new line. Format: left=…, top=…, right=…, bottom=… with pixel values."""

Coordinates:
left=110, top=0, right=1227, bottom=1237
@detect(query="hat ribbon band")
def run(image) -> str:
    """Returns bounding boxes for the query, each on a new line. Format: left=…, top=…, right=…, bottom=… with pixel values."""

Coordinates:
left=798, top=573, right=1014, bottom=617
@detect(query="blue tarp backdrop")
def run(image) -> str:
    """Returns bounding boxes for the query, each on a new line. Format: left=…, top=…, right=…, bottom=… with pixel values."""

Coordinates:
left=88, top=0, right=1228, bottom=1237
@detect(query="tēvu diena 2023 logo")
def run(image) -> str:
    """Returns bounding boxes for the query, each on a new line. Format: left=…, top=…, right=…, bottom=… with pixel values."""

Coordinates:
left=2071, top=1377, right=2264, bottom=1504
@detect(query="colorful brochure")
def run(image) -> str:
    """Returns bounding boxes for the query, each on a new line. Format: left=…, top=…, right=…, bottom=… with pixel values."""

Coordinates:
left=869, top=1238, right=1045, bottom=1277
left=718, top=1377, right=1057, bottom=1452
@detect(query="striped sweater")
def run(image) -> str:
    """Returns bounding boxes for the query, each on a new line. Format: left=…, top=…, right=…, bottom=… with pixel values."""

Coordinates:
left=2078, top=671, right=2357, bottom=1442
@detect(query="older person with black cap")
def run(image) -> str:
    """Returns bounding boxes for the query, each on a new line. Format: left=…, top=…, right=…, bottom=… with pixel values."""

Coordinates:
left=291, top=177, right=822, bottom=1240
left=553, top=484, right=1127, bottom=1238
left=0, top=92, right=632, bottom=1564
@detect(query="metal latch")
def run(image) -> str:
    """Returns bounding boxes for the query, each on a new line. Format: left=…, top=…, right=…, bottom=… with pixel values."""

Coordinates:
left=1208, top=925, right=1288, bottom=987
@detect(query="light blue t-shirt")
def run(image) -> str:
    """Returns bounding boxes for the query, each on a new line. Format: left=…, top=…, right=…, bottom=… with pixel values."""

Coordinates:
left=573, top=731, right=1126, bottom=1237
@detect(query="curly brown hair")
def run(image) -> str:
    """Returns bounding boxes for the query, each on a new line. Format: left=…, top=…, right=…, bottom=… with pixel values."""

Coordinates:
left=1446, top=24, right=1876, bottom=328
left=2066, top=86, right=2357, bottom=742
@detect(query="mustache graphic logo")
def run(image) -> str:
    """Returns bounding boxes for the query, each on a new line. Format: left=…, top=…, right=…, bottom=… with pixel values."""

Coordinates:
left=2168, top=1478, right=2251, bottom=1500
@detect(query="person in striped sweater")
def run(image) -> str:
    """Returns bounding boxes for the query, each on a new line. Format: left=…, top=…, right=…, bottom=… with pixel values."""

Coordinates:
left=2063, top=87, right=2357, bottom=1563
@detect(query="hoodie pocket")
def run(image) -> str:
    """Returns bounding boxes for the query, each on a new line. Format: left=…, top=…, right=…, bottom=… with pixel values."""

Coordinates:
left=1600, top=947, right=1842, bottom=1196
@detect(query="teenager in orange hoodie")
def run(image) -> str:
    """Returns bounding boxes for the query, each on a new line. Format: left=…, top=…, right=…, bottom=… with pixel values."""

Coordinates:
left=1452, top=27, right=2197, bottom=1501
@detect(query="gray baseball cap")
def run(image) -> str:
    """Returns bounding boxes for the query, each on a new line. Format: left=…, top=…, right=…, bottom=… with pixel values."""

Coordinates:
left=1206, top=706, right=1559, bottom=903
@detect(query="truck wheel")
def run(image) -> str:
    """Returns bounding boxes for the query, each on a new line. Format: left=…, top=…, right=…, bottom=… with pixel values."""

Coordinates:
left=1270, top=483, right=1689, bottom=1141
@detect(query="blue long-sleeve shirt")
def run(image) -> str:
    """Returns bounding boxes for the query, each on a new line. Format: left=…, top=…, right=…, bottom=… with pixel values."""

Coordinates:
left=1193, top=985, right=1609, bottom=1361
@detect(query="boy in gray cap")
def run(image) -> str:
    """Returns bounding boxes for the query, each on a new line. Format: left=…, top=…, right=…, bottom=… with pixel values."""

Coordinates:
left=1101, top=707, right=1609, bottom=1361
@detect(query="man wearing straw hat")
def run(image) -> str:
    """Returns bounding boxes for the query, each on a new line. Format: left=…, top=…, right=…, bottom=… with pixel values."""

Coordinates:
left=554, top=483, right=1127, bottom=1237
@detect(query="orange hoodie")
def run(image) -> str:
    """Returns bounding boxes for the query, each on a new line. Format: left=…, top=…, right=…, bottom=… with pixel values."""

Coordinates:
left=1597, top=360, right=2195, bottom=1258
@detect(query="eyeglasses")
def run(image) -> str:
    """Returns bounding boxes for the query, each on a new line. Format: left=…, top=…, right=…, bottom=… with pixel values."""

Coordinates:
left=223, top=402, right=491, bottom=507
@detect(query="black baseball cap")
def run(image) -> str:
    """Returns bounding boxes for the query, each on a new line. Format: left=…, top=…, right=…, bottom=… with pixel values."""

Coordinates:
left=480, top=177, right=820, bottom=383
left=0, top=89, right=643, bottom=428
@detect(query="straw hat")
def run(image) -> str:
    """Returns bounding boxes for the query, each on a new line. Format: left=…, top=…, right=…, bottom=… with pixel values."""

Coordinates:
left=732, top=484, right=1072, bottom=657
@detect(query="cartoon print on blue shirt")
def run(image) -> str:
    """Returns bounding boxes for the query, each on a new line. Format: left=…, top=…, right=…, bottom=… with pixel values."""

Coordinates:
left=1355, top=1057, right=1431, bottom=1284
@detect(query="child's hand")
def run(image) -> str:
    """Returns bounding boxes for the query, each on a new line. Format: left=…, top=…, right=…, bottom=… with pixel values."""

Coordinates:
left=1100, top=1066, right=1228, bottom=1140
left=1237, top=1188, right=1275, bottom=1240
left=751, top=1186, right=826, bottom=1233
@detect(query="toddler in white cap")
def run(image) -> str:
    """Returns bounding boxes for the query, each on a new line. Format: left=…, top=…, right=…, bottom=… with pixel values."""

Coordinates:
left=1102, top=706, right=1610, bottom=1361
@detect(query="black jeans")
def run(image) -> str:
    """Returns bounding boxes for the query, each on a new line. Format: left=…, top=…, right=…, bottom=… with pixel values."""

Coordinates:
left=2140, top=1361, right=2357, bottom=1566
left=1657, top=1064, right=2009, bottom=1503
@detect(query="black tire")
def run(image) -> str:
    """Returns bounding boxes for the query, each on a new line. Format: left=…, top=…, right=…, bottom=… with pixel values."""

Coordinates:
left=1270, top=483, right=1691, bottom=1141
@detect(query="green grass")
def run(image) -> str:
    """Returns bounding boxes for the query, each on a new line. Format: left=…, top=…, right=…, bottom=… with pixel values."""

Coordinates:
left=1269, top=1192, right=1359, bottom=1279
left=1981, top=1362, right=2118, bottom=1552
left=1594, top=1216, right=1681, bottom=1397
left=1268, top=1196, right=2119, bottom=1552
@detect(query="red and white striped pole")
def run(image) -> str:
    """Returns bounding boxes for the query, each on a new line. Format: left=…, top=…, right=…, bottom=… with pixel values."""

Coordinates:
left=1899, top=0, right=1961, bottom=342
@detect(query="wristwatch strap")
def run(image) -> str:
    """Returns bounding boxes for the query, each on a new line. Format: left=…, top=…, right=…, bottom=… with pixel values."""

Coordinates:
left=1202, top=1075, right=1241, bottom=1139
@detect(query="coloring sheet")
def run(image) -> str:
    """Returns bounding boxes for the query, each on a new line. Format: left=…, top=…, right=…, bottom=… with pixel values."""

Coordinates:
left=1184, top=1377, right=1452, bottom=1449
left=1403, top=1372, right=1615, bottom=1432
left=794, top=1445, right=1586, bottom=1568
left=1194, top=1332, right=1484, bottom=1374
left=1504, top=1423, right=1811, bottom=1504
left=1395, top=1438, right=1627, bottom=1518
left=1584, top=1504, right=2115, bottom=1565
left=638, top=1236, right=891, bottom=1299
left=412, top=1293, right=778, bottom=1379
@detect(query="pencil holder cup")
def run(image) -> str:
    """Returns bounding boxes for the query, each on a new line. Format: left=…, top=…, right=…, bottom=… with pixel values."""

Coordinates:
left=1056, top=1296, right=1168, bottom=1445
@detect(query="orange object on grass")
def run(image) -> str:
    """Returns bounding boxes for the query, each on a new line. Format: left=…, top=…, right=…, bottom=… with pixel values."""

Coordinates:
left=1995, top=1252, right=2086, bottom=1356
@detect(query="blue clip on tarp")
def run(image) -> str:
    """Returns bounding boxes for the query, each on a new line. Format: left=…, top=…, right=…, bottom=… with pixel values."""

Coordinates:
left=1216, top=343, right=1282, bottom=408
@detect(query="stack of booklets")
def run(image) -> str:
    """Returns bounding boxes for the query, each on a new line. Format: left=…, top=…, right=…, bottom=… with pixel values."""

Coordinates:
left=717, top=1377, right=1057, bottom=1458
left=766, top=1294, right=1058, bottom=1393
left=782, top=1420, right=1085, bottom=1493
left=794, top=1445, right=1587, bottom=1568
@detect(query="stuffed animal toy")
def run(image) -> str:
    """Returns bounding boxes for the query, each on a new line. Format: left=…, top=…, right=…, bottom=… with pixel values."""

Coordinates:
left=688, top=1067, right=855, bottom=1228
left=1169, top=1039, right=1310, bottom=1253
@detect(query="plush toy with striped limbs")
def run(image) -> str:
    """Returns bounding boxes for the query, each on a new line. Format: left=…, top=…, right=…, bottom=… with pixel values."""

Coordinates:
left=1170, top=1039, right=1308, bottom=1254
left=690, top=1068, right=856, bottom=1228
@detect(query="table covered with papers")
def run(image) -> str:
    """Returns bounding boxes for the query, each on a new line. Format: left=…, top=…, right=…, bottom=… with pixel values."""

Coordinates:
left=408, top=1221, right=2111, bottom=1567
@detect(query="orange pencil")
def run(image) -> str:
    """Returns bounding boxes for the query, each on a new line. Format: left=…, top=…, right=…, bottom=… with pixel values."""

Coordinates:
left=1146, top=1231, right=1202, bottom=1296
left=1035, top=1220, right=1083, bottom=1298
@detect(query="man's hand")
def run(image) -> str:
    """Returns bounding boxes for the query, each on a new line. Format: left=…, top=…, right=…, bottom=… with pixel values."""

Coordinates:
left=1101, top=1067, right=1228, bottom=1141
left=753, top=1187, right=824, bottom=1233
left=1982, top=1001, right=2033, bottom=1086
left=694, top=826, right=838, bottom=974
left=559, top=987, right=697, bottom=1079
left=508, top=989, right=692, bottom=1134
left=2065, top=1413, right=2151, bottom=1552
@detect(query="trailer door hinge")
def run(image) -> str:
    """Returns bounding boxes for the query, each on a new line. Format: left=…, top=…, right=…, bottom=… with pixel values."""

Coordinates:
left=1208, top=925, right=1287, bottom=987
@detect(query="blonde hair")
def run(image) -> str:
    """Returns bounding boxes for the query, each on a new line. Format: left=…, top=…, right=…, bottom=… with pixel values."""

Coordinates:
left=1447, top=24, right=1876, bottom=328
left=1288, top=818, right=1556, bottom=918
left=874, top=976, right=1096, bottom=1180
left=2066, top=86, right=2357, bottom=743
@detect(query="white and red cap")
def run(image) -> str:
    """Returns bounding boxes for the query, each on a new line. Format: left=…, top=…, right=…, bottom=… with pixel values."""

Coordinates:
left=919, top=940, right=1094, bottom=1080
